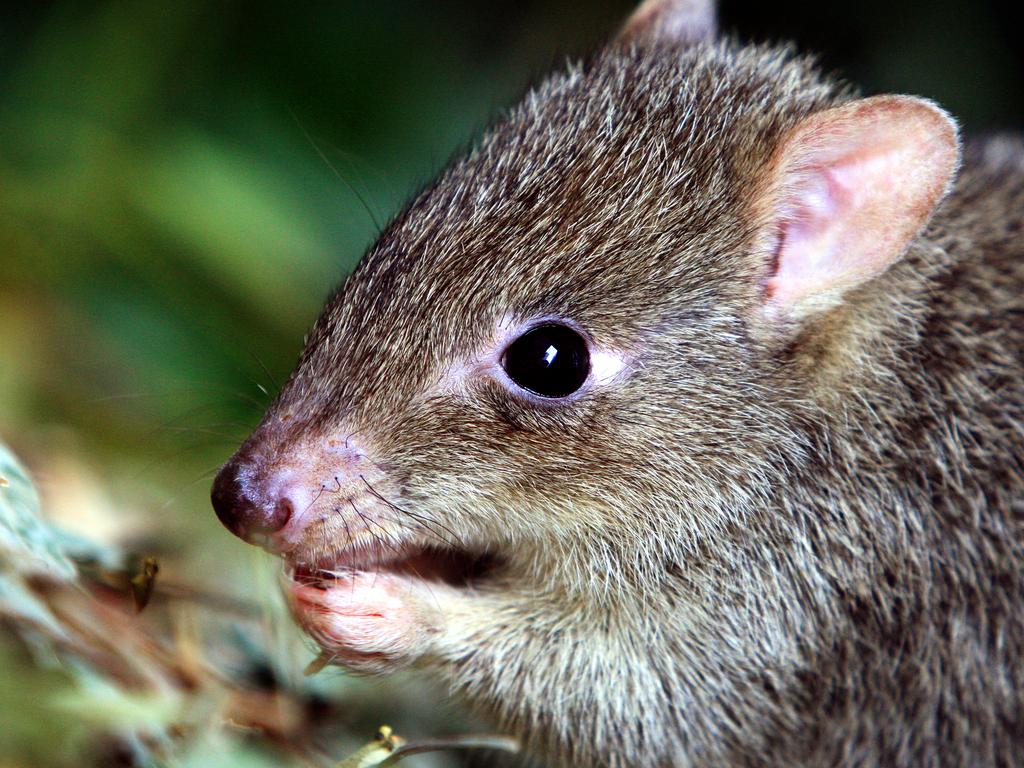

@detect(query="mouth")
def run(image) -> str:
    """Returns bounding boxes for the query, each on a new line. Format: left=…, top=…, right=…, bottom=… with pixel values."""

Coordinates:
left=281, top=532, right=501, bottom=674
left=290, top=539, right=500, bottom=589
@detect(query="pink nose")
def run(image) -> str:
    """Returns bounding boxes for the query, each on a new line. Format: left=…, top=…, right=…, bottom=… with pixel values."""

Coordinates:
left=212, top=436, right=369, bottom=548
left=211, top=454, right=294, bottom=545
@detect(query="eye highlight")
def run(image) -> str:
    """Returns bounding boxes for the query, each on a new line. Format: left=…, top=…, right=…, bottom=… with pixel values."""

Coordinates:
left=501, top=323, right=591, bottom=399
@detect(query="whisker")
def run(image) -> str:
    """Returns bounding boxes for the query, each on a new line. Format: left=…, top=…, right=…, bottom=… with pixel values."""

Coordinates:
left=359, top=476, right=465, bottom=548
left=159, top=426, right=250, bottom=442
left=305, top=484, right=327, bottom=515
left=352, top=502, right=440, bottom=606
left=87, top=386, right=267, bottom=410
left=248, top=350, right=282, bottom=393
left=156, top=464, right=229, bottom=511
left=289, top=109, right=383, bottom=233
left=125, top=440, right=239, bottom=489
left=350, top=500, right=402, bottom=558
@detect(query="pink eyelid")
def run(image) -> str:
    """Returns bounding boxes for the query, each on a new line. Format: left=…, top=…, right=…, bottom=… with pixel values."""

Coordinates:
left=436, top=315, right=631, bottom=402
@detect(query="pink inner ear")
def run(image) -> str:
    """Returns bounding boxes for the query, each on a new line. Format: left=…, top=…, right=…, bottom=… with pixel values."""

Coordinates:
left=762, top=96, right=959, bottom=316
left=767, top=157, right=866, bottom=305
left=769, top=166, right=842, bottom=296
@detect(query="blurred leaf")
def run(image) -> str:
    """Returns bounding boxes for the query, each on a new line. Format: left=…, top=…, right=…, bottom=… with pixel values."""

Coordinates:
left=0, top=637, right=85, bottom=765
left=0, top=438, right=75, bottom=580
left=0, top=439, right=124, bottom=664
left=0, top=439, right=76, bottom=649
left=52, top=662, right=183, bottom=732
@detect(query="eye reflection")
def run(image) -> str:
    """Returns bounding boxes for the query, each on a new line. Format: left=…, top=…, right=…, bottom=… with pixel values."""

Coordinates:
left=501, top=324, right=591, bottom=398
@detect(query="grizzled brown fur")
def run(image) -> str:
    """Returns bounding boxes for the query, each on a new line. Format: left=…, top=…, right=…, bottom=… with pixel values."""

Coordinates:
left=226, top=21, right=1023, bottom=768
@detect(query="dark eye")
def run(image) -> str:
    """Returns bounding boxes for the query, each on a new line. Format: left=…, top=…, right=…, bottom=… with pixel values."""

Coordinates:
left=501, top=323, right=591, bottom=398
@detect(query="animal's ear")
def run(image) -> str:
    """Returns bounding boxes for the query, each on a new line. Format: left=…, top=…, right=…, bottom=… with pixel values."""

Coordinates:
left=618, top=0, right=716, bottom=47
left=755, top=95, right=960, bottom=321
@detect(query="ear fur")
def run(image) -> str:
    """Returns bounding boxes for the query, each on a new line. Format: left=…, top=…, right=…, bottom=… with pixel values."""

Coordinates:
left=756, top=95, right=961, bottom=320
left=618, top=0, right=716, bottom=47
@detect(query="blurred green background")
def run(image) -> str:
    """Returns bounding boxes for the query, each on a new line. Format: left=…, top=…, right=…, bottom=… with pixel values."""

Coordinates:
left=0, top=1, right=1020, bottom=766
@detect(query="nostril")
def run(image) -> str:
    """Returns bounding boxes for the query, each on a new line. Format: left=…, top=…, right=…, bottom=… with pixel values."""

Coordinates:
left=260, top=497, right=293, bottom=535
left=210, top=460, right=292, bottom=543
